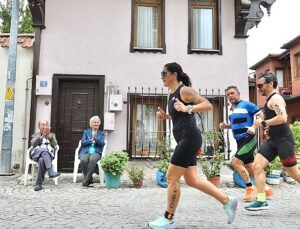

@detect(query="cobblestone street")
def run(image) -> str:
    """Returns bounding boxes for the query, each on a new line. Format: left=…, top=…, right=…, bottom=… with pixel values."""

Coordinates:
left=0, top=163, right=300, bottom=229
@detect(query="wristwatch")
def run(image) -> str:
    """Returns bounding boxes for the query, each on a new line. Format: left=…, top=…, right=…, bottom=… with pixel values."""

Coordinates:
left=261, top=120, right=267, bottom=127
left=187, top=105, right=193, bottom=114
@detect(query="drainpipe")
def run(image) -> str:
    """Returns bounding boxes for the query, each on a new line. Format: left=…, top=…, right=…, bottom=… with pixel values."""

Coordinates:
left=22, top=77, right=32, bottom=170
left=28, top=28, right=42, bottom=146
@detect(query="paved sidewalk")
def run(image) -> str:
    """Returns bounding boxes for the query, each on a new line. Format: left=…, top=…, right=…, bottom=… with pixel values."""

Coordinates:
left=0, top=161, right=300, bottom=229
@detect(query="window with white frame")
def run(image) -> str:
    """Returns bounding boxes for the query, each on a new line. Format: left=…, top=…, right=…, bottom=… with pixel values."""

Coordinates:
left=130, top=0, right=165, bottom=53
left=275, top=69, right=284, bottom=88
left=188, top=0, right=221, bottom=54
left=128, top=94, right=167, bottom=157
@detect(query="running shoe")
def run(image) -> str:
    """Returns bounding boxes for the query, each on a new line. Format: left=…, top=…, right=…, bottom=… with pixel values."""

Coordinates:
left=245, top=200, right=269, bottom=211
left=243, top=186, right=257, bottom=202
left=223, top=196, right=238, bottom=224
left=148, top=216, right=176, bottom=229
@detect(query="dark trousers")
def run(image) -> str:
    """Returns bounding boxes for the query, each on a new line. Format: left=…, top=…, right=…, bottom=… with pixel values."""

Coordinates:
left=80, top=153, right=101, bottom=183
left=36, top=152, right=53, bottom=185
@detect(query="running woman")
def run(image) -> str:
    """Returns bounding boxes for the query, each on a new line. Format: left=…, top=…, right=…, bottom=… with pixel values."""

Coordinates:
left=148, top=62, right=238, bottom=228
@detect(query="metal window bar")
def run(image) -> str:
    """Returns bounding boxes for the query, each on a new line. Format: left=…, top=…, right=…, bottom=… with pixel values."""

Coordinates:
left=127, top=87, right=230, bottom=160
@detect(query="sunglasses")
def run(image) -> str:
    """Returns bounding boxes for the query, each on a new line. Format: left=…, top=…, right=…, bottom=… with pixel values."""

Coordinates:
left=161, top=71, right=168, bottom=78
left=257, top=81, right=270, bottom=89
left=257, top=83, right=264, bottom=89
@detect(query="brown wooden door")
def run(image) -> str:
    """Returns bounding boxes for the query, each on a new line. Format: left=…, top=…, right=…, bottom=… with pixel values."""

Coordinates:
left=51, top=75, right=105, bottom=172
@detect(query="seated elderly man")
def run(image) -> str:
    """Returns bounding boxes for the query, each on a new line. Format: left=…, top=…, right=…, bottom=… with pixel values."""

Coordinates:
left=80, top=115, right=105, bottom=187
left=31, top=120, right=61, bottom=191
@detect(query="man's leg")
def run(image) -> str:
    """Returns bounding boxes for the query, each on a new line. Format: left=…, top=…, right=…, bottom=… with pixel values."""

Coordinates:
left=84, top=153, right=101, bottom=184
left=245, top=154, right=269, bottom=210
left=35, top=157, right=47, bottom=191
left=41, top=151, right=60, bottom=178
left=285, top=165, right=300, bottom=183
left=245, top=162, right=273, bottom=199
left=233, top=158, right=256, bottom=202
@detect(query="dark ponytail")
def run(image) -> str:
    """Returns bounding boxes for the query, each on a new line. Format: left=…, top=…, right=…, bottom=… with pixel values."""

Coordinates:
left=181, top=72, right=192, bottom=87
left=164, top=62, right=192, bottom=87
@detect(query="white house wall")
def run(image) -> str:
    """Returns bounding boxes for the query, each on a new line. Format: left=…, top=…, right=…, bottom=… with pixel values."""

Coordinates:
left=38, top=0, right=248, bottom=154
left=0, top=45, right=33, bottom=170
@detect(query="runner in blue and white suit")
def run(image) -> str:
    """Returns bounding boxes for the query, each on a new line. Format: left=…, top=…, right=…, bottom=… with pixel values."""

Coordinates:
left=220, top=86, right=272, bottom=202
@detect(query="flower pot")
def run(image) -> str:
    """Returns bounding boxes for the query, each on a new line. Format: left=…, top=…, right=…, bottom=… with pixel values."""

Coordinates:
left=233, top=171, right=256, bottom=188
left=207, top=176, right=221, bottom=188
left=104, top=172, right=121, bottom=188
left=156, top=171, right=168, bottom=188
left=266, top=170, right=281, bottom=185
left=133, top=180, right=143, bottom=188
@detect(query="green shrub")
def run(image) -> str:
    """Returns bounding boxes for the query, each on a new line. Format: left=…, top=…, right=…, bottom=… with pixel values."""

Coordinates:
left=156, top=137, right=172, bottom=173
left=290, top=121, right=300, bottom=153
left=101, top=151, right=129, bottom=176
left=156, top=156, right=170, bottom=173
left=127, top=166, right=145, bottom=181
left=265, top=156, right=282, bottom=176
left=199, top=130, right=225, bottom=178
left=199, top=151, right=224, bottom=178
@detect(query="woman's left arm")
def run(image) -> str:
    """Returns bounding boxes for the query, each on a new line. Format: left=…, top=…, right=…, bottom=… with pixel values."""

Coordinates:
left=180, top=87, right=212, bottom=112
left=95, top=131, right=106, bottom=147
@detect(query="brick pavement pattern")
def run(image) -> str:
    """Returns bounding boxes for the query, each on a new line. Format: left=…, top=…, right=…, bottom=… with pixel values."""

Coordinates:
left=0, top=163, right=300, bottom=229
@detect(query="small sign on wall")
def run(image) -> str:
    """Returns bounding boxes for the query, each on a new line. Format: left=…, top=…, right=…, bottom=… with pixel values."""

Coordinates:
left=36, top=75, right=52, bottom=95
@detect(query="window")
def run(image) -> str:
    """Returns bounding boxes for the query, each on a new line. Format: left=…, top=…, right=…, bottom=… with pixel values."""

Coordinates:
left=188, top=0, right=221, bottom=54
left=195, top=96, right=227, bottom=156
left=275, top=69, right=284, bottom=88
left=295, top=53, right=300, bottom=79
left=130, top=0, right=165, bottom=53
left=128, top=94, right=167, bottom=157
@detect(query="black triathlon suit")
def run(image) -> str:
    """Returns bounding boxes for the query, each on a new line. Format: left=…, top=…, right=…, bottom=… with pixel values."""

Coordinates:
left=168, top=85, right=202, bottom=168
left=259, top=92, right=297, bottom=167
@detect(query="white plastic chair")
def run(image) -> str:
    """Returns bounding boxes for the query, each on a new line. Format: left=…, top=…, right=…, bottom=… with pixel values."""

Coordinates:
left=73, top=140, right=106, bottom=183
left=24, top=145, right=59, bottom=186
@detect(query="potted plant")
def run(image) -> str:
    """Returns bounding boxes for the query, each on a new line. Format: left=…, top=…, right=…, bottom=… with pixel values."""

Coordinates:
left=155, top=137, right=172, bottom=188
left=199, top=131, right=225, bottom=187
left=100, top=151, right=129, bottom=188
left=265, top=156, right=282, bottom=185
left=127, top=166, right=145, bottom=188
left=224, top=155, right=256, bottom=188
left=199, top=150, right=224, bottom=187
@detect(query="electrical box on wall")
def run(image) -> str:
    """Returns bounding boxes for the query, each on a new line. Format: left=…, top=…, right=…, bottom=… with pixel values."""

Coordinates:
left=104, top=112, right=115, bottom=130
left=36, top=75, right=52, bottom=95
left=109, top=94, right=123, bottom=111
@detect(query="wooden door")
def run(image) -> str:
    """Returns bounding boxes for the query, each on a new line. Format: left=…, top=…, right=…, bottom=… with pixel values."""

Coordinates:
left=51, top=75, right=104, bottom=172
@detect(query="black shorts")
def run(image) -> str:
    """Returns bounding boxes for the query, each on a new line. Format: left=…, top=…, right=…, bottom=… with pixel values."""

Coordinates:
left=235, top=135, right=256, bottom=165
left=259, top=135, right=297, bottom=167
left=171, top=126, right=202, bottom=168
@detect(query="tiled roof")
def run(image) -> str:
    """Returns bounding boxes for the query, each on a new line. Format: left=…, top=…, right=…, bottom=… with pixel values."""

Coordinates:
left=281, top=35, right=300, bottom=49
left=249, top=51, right=287, bottom=70
left=0, top=34, right=34, bottom=48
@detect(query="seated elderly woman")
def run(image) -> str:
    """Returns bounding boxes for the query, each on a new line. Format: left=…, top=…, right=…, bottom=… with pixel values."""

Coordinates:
left=79, top=115, right=105, bottom=187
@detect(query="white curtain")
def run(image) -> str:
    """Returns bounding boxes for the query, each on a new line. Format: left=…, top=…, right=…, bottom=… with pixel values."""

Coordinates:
left=137, top=6, right=158, bottom=48
left=193, top=8, right=213, bottom=49
left=275, top=69, right=284, bottom=88
left=136, top=104, right=157, bottom=151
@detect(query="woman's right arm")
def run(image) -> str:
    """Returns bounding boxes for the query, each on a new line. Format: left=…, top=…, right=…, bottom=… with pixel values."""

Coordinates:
left=81, top=130, right=93, bottom=146
left=156, top=107, right=172, bottom=120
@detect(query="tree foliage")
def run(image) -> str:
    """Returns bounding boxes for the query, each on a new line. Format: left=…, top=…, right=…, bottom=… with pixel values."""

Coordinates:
left=0, top=0, right=34, bottom=33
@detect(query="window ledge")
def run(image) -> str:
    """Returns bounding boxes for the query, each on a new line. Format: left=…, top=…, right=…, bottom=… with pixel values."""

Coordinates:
left=189, top=48, right=222, bottom=55
left=131, top=47, right=165, bottom=54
